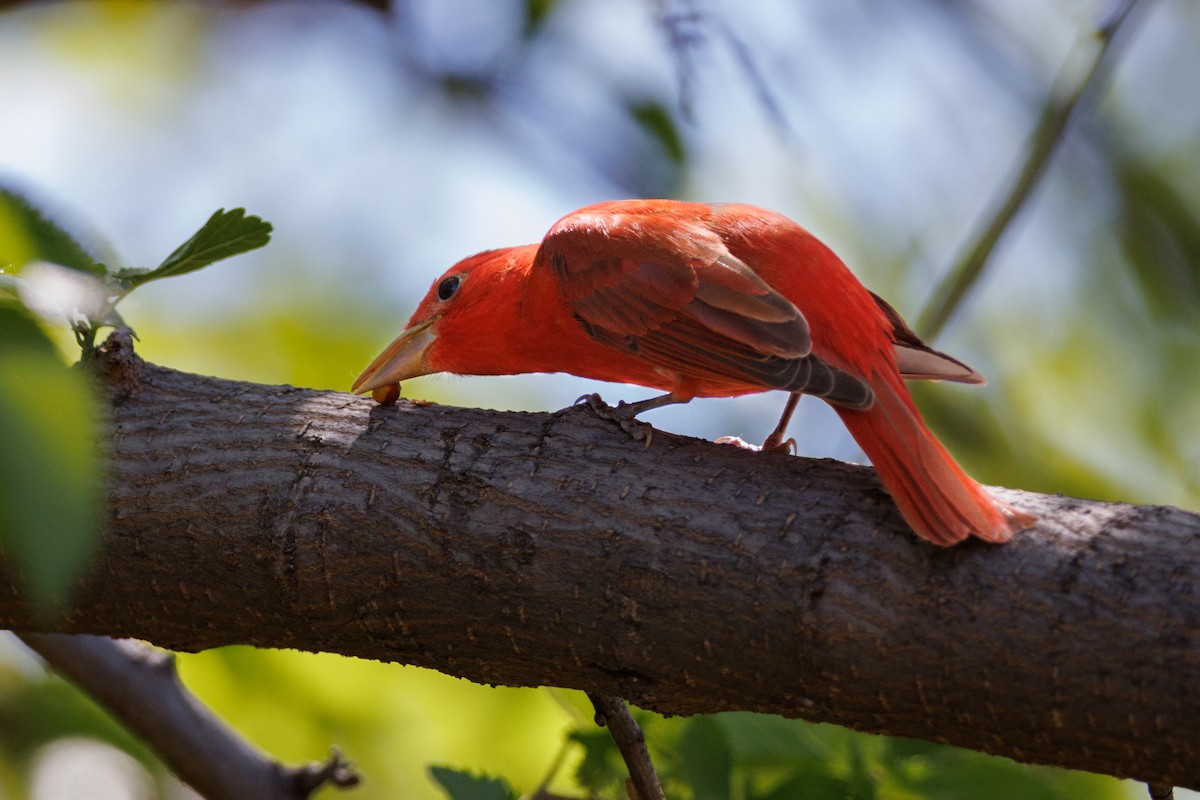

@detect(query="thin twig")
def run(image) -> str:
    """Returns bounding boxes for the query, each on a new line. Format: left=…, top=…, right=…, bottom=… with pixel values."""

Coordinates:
left=18, top=634, right=359, bottom=800
left=661, top=0, right=705, bottom=121
left=916, top=0, right=1152, bottom=340
left=587, top=693, right=665, bottom=800
left=660, top=0, right=798, bottom=143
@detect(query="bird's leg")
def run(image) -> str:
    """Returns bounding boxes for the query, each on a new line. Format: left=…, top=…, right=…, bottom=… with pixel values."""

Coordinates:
left=574, top=392, right=682, bottom=447
left=715, top=392, right=800, bottom=454
left=761, top=391, right=801, bottom=452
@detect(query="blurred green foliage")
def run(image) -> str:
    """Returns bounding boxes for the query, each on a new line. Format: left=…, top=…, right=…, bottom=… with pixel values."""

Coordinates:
left=0, top=188, right=102, bottom=277
left=0, top=191, right=103, bottom=611
left=0, top=320, right=102, bottom=609
left=1, top=648, right=1133, bottom=800
left=632, top=101, right=688, bottom=165
left=0, top=186, right=269, bottom=616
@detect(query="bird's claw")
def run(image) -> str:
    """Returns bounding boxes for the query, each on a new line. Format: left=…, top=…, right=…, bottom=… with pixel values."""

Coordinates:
left=762, top=433, right=798, bottom=454
left=714, top=435, right=758, bottom=451
left=574, top=393, right=654, bottom=448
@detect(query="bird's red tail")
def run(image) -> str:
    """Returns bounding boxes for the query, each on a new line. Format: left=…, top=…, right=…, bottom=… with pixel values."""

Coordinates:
left=836, top=374, right=1035, bottom=546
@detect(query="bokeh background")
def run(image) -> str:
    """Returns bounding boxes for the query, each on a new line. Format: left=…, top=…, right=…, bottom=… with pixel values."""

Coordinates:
left=1, top=0, right=1197, bottom=798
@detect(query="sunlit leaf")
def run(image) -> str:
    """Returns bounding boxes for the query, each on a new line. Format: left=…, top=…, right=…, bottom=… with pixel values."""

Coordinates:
left=114, top=208, right=271, bottom=290
left=0, top=185, right=101, bottom=276
left=0, top=304, right=103, bottom=609
left=428, top=766, right=517, bottom=800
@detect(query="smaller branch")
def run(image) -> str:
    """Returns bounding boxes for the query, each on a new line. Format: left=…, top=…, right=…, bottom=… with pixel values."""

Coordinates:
left=1147, top=785, right=1174, bottom=800
left=587, top=693, right=665, bottom=800
left=917, top=0, right=1150, bottom=340
left=18, top=634, right=359, bottom=800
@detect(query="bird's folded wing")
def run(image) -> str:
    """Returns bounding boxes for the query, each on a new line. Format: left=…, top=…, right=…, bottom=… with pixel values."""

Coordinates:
left=542, top=211, right=873, bottom=407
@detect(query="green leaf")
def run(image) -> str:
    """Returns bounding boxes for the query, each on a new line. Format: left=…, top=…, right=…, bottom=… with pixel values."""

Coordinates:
left=1115, top=161, right=1200, bottom=323
left=718, top=712, right=833, bottom=765
left=569, top=727, right=625, bottom=792
left=0, top=185, right=101, bottom=276
left=116, top=208, right=271, bottom=290
left=0, top=304, right=103, bottom=609
left=427, top=766, right=517, bottom=800
left=756, top=771, right=853, bottom=800
left=631, top=102, right=686, bottom=165
left=844, top=737, right=877, bottom=800
left=523, top=0, right=560, bottom=34
left=677, top=716, right=733, bottom=800
left=0, top=298, right=60, bottom=360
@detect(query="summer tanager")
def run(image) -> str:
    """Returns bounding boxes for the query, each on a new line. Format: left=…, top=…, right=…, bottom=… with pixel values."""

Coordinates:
left=353, top=200, right=1035, bottom=546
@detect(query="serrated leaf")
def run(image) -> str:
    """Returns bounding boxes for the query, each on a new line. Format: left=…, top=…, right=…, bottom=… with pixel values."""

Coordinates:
left=121, top=208, right=271, bottom=290
left=0, top=304, right=103, bottom=610
left=0, top=185, right=102, bottom=276
left=427, top=766, right=517, bottom=800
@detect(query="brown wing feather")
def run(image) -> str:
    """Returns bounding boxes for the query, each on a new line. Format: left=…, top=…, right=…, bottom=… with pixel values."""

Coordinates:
left=544, top=210, right=874, bottom=408
left=869, top=291, right=985, bottom=384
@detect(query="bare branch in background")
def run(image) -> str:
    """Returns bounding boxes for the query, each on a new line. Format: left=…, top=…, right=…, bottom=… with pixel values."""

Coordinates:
left=917, top=0, right=1152, bottom=340
left=588, top=693, right=665, bottom=800
left=660, top=0, right=797, bottom=142
left=18, top=634, right=360, bottom=800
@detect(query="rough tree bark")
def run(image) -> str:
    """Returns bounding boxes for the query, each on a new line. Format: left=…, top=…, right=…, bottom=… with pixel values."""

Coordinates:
left=2, top=335, right=1196, bottom=790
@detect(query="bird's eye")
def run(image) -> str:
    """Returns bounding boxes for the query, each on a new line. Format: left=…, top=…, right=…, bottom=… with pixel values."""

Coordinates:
left=436, top=275, right=462, bottom=302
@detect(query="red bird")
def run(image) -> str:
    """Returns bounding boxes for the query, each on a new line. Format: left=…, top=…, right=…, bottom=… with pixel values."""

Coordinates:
left=354, top=200, right=1035, bottom=546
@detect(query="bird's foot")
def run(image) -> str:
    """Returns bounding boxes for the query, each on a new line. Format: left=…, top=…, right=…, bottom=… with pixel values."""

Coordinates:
left=714, top=434, right=796, bottom=454
left=575, top=393, right=655, bottom=448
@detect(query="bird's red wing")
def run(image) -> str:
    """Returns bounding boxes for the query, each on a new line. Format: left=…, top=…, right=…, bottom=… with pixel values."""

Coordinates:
left=540, top=210, right=873, bottom=406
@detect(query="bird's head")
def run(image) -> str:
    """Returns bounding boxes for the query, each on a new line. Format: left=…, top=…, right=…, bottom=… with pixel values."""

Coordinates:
left=352, top=245, right=541, bottom=394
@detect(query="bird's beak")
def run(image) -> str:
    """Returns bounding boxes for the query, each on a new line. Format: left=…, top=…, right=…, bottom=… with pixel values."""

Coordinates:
left=352, top=319, right=437, bottom=394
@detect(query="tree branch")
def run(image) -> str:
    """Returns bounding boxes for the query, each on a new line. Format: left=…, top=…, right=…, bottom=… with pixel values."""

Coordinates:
left=17, top=633, right=359, bottom=800
left=3, top=335, right=1197, bottom=790
left=587, top=693, right=665, bottom=800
